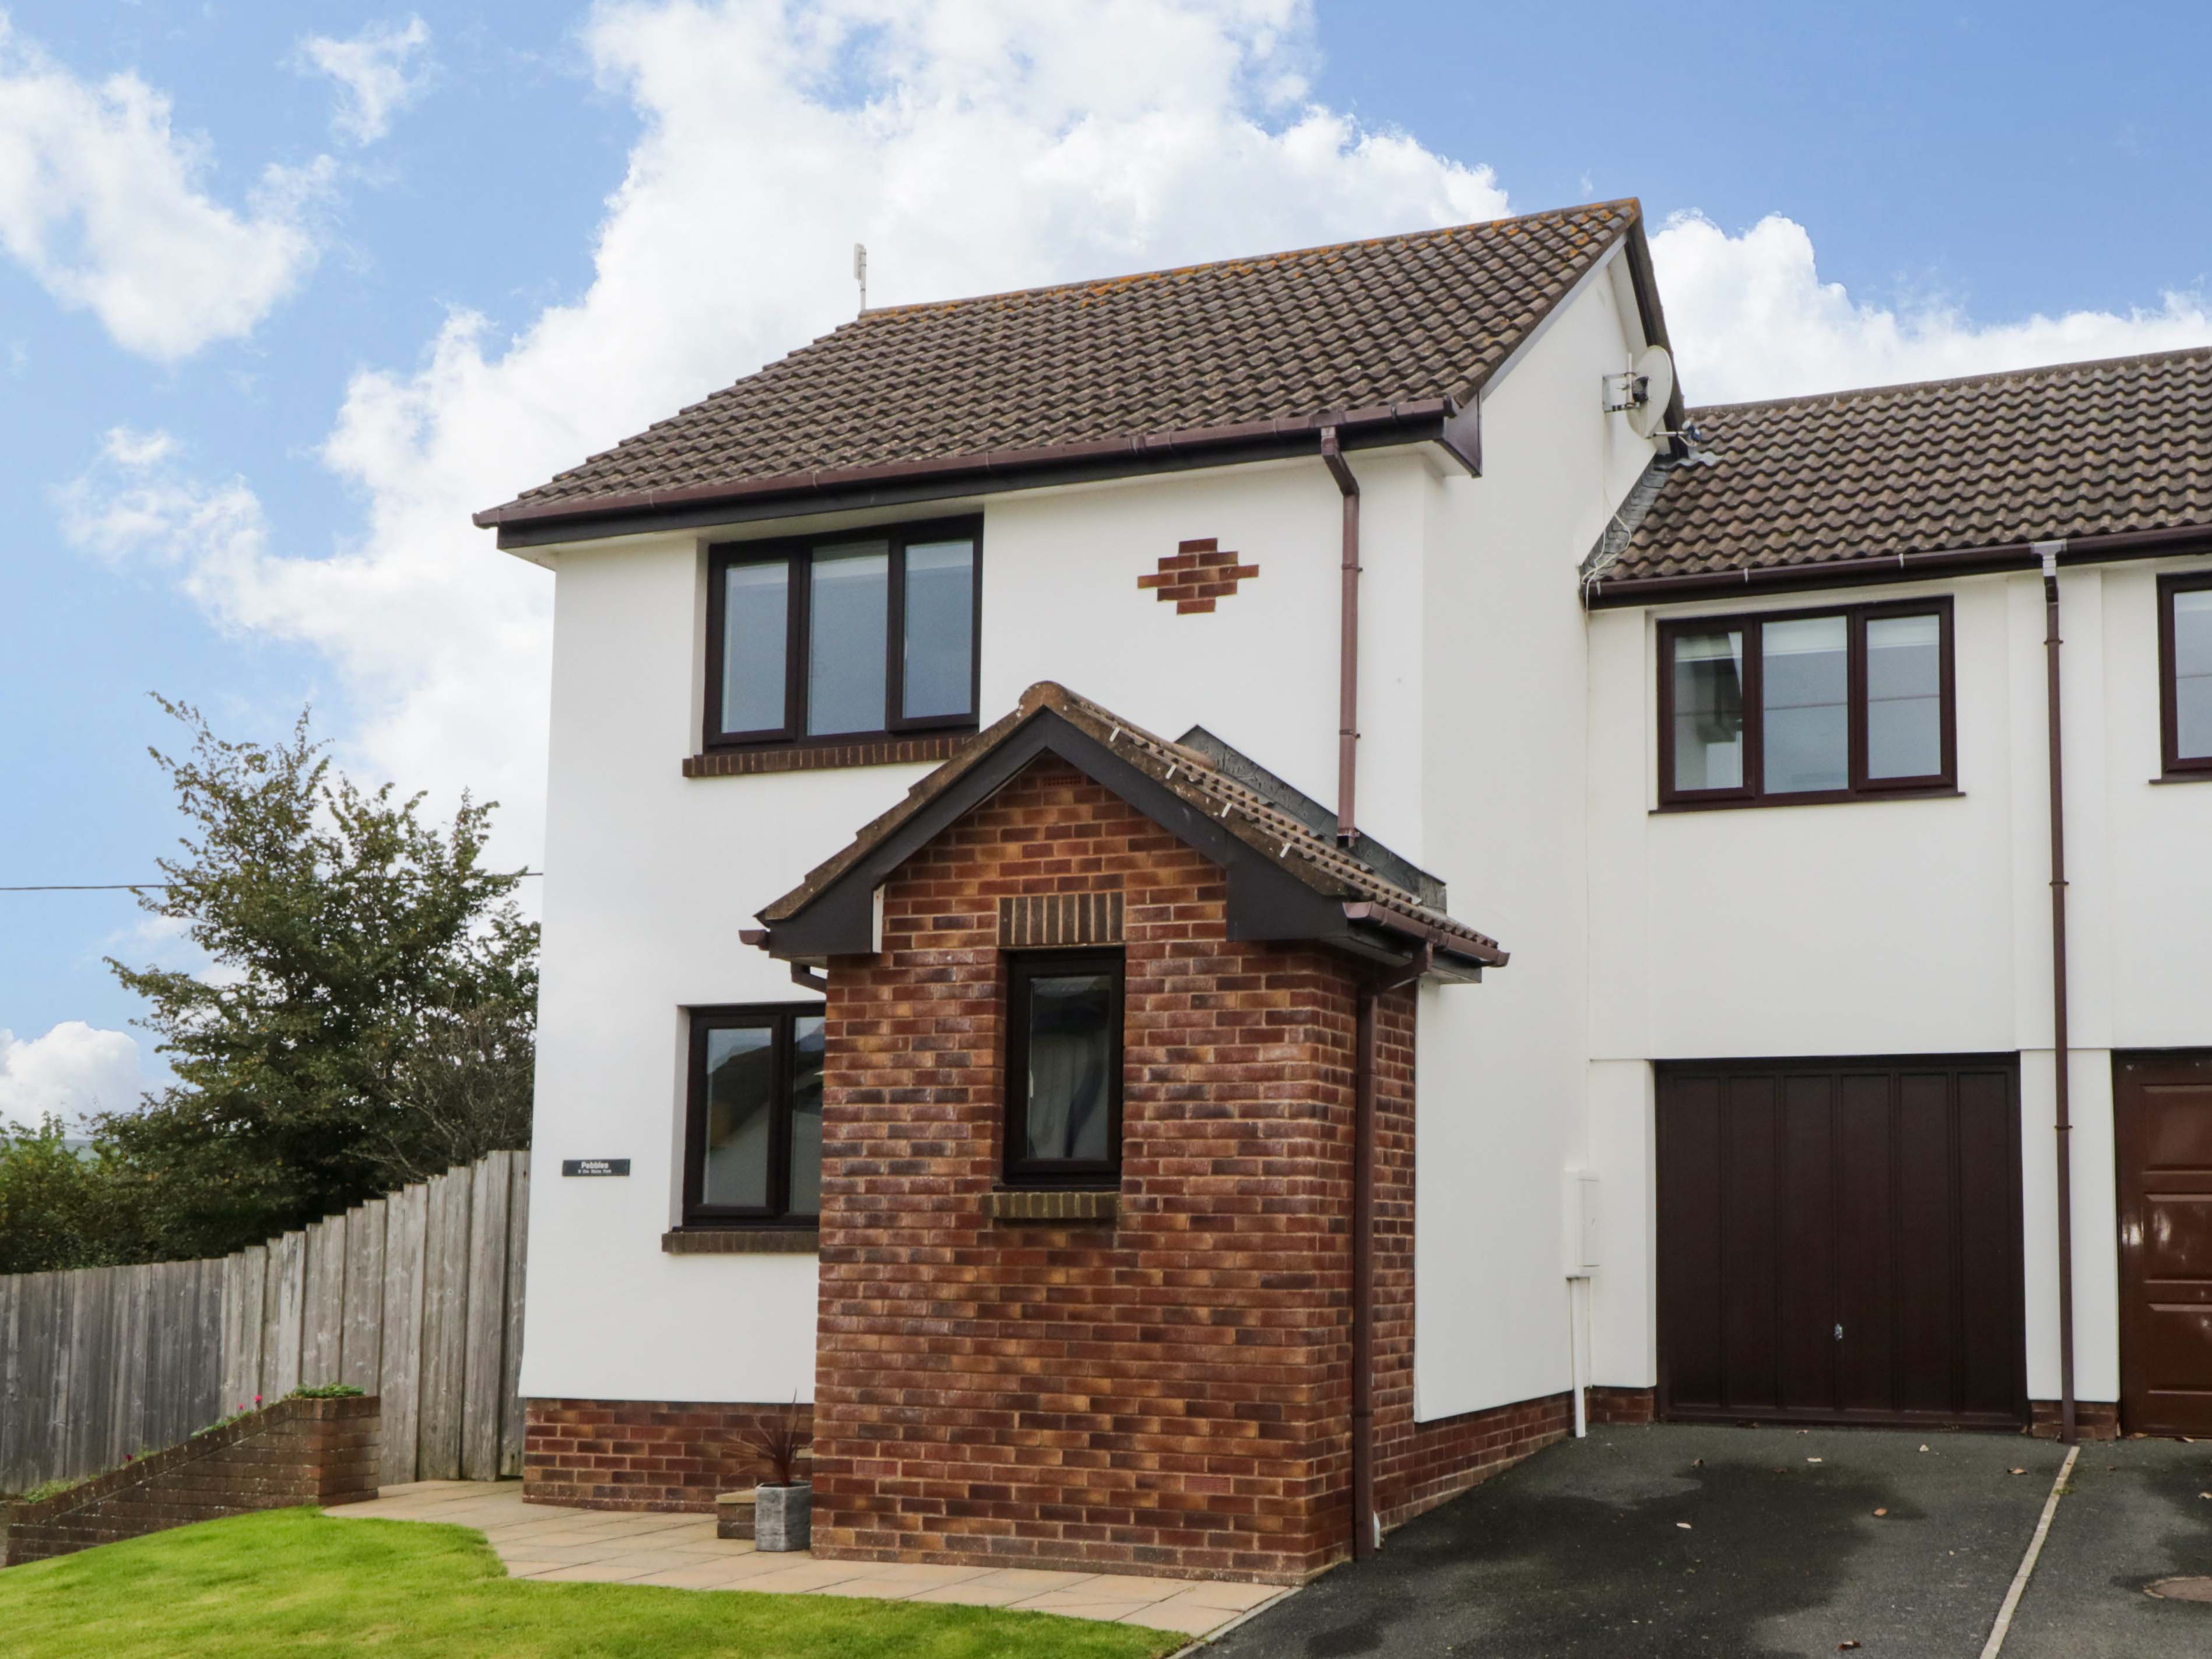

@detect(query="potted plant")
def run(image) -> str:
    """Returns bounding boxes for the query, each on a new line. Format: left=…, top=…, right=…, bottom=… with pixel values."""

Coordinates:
left=741, top=1398, right=810, bottom=1552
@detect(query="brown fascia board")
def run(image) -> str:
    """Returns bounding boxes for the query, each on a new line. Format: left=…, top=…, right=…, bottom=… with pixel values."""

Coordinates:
left=1584, top=520, right=2212, bottom=609
left=477, top=398, right=1479, bottom=552
left=1616, top=216, right=1689, bottom=439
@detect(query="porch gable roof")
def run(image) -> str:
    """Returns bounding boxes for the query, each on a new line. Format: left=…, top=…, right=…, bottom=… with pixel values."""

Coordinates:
left=747, top=682, right=1506, bottom=981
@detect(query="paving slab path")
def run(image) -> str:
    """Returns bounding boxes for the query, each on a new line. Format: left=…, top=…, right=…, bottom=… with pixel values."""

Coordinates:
left=332, top=1481, right=1286, bottom=1640
left=1208, top=1423, right=2212, bottom=1658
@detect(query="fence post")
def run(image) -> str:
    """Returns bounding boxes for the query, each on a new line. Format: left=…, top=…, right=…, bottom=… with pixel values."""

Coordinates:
left=500, top=1151, right=532, bottom=1479
left=417, top=1168, right=472, bottom=1481
left=378, top=1180, right=429, bottom=1486
left=459, top=1154, right=511, bottom=1480
left=266, top=1229, right=306, bottom=1397
left=341, top=1201, right=387, bottom=1395
left=302, top=1215, right=347, bottom=1388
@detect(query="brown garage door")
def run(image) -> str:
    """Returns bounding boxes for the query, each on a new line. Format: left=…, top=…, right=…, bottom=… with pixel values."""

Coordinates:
left=2115, top=1051, right=2212, bottom=1437
left=1657, top=1056, right=2026, bottom=1429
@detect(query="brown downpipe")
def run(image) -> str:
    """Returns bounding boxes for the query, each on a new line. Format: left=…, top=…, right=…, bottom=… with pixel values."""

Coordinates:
left=1321, top=428, right=1361, bottom=845
left=1351, top=942, right=1429, bottom=1561
left=2037, top=540, right=2078, bottom=1447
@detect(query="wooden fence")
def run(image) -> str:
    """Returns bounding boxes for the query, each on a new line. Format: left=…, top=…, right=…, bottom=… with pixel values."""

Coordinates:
left=1, top=1151, right=529, bottom=1496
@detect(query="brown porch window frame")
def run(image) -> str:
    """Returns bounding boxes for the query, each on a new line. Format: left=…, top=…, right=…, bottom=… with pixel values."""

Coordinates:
left=2158, top=570, right=2212, bottom=778
left=682, top=1004, right=824, bottom=1229
left=1657, top=596, right=1957, bottom=809
left=702, top=514, right=983, bottom=753
left=1002, top=948, right=1125, bottom=1190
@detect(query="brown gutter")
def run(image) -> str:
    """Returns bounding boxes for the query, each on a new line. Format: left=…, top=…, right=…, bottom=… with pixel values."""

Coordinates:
left=1341, top=901, right=1508, bottom=969
left=1321, top=429, right=1363, bottom=844
left=739, top=928, right=830, bottom=994
left=478, top=399, right=1466, bottom=541
left=1352, top=942, right=1430, bottom=1560
left=2038, top=540, right=2078, bottom=1446
left=1583, top=521, right=2212, bottom=609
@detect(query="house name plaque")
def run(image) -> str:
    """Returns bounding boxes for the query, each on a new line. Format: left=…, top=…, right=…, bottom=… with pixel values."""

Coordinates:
left=561, top=1158, right=631, bottom=1177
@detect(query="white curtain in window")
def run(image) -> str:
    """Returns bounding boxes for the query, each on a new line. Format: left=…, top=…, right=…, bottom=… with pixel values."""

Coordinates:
left=1026, top=1030, right=1108, bottom=1162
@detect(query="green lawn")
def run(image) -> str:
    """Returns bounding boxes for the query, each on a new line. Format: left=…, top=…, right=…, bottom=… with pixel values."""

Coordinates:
left=0, top=1509, right=1182, bottom=1658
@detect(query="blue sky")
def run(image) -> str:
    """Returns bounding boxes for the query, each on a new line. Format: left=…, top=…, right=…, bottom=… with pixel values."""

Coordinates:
left=2, top=0, right=2207, bottom=1124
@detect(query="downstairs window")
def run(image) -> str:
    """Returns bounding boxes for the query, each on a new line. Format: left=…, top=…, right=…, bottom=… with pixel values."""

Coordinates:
left=683, top=1005, right=824, bottom=1226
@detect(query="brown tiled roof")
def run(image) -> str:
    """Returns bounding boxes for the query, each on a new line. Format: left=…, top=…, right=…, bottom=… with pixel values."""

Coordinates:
left=479, top=201, right=1647, bottom=525
left=757, top=682, right=1505, bottom=967
left=1602, top=346, right=2212, bottom=585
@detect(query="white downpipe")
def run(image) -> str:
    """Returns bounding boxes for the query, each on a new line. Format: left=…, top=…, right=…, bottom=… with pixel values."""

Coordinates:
left=1567, top=1278, right=1589, bottom=1438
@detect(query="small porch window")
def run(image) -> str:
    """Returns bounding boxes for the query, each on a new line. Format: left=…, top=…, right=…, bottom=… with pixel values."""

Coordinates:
left=2161, top=571, right=2212, bottom=777
left=683, top=1005, right=824, bottom=1226
left=1004, top=950, right=1123, bottom=1188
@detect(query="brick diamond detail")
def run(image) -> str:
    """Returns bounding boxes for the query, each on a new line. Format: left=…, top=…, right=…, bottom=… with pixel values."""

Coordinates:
left=1136, top=538, right=1260, bottom=615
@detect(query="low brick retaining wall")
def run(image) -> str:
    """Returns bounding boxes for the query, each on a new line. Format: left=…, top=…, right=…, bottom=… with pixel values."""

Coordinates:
left=3, top=1395, right=379, bottom=1566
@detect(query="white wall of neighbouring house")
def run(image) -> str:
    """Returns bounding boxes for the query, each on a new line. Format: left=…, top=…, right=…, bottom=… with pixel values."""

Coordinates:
left=1411, top=252, right=1664, bottom=1423
left=1582, top=555, right=2212, bottom=1408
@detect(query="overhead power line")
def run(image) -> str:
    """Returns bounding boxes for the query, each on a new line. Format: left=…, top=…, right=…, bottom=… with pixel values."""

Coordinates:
left=1, top=872, right=544, bottom=893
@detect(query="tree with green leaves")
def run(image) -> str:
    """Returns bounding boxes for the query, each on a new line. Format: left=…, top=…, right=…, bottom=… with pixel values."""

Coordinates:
left=95, top=699, right=537, bottom=1260
left=0, top=1117, right=135, bottom=1275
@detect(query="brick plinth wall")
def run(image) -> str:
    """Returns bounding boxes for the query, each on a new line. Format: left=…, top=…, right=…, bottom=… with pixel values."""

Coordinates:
left=1585, top=1387, right=1657, bottom=1427
left=1377, top=1394, right=1574, bottom=1529
left=522, top=1400, right=814, bottom=1512
left=2028, top=1400, right=2121, bottom=1441
left=3, top=1396, right=378, bottom=1567
left=806, top=756, right=1561, bottom=1583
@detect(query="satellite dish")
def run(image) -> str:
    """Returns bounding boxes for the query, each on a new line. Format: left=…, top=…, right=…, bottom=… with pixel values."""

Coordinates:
left=1626, top=345, right=1674, bottom=438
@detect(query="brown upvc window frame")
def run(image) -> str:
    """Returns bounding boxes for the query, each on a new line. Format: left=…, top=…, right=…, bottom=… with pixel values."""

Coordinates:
left=1002, top=948, right=1125, bottom=1190
left=682, top=1004, right=824, bottom=1229
left=2158, top=570, right=2212, bottom=778
left=1657, top=596, right=1957, bottom=809
left=702, top=514, right=982, bottom=754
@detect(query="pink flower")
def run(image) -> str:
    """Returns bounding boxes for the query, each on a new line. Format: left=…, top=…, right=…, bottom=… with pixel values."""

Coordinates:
left=253, top=1395, right=262, bottom=1406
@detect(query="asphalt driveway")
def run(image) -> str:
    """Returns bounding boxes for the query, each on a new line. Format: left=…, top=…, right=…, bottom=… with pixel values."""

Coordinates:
left=1208, top=1425, right=2212, bottom=1658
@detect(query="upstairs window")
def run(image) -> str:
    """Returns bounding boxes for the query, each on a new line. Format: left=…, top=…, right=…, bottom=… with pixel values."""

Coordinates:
left=1004, top=950, right=1123, bottom=1188
left=684, top=1006, right=824, bottom=1226
left=2161, top=571, right=2212, bottom=777
left=1659, top=599, right=1954, bottom=807
left=705, top=517, right=979, bottom=749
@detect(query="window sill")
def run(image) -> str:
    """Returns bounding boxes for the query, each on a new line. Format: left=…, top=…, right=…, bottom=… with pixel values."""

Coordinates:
left=684, top=732, right=975, bottom=778
left=1651, top=787, right=1963, bottom=815
left=661, top=1227, right=820, bottom=1254
left=2150, top=770, right=2212, bottom=785
left=979, top=1189, right=1119, bottom=1224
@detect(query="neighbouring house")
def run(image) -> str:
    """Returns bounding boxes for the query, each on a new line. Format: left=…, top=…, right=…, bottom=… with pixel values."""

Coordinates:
left=475, top=198, right=2212, bottom=1582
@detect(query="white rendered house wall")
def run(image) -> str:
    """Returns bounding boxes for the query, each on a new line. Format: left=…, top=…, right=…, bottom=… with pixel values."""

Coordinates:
left=520, top=448, right=1459, bottom=1405
left=1410, top=259, right=1664, bottom=1423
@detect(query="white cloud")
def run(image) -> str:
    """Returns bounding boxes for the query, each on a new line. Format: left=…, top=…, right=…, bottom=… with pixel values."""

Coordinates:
left=60, top=0, right=2212, bottom=878
left=0, top=1022, right=144, bottom=1130
left=69, top=0, right=1506, bottom=865
left=1652, top=211, right=2212, bottom=406
left=296, top=15, right=433, bottom=146
left=101, top=424, right=175, bottom=468
left=0, top=13, right=329, bottom=360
